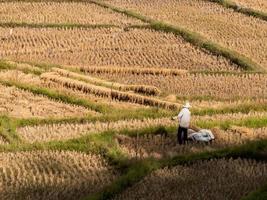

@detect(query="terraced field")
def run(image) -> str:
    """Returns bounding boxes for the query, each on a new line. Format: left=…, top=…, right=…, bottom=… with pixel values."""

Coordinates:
left=105, top=0, right=267, bottom=69
left=0, top=2, right=144, bottom=26
left=0, top=27, right=239, bottom=71
left=0, top=0, right=266, bottom=200
left=91, top=72, right=267, bottom=100
left=0, top=151, right=118, bottom=200
left=114, top=159, right=267, bottom=200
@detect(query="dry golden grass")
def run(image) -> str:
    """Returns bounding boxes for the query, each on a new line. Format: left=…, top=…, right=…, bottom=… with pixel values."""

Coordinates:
left=40, top=72, right=179, bottom=109
left=213, top=126, right=267, bottom=145
left=52, top=67, right=161, bottom=96
left=94, top=73, right=267, bottom=100
left=106, top=0, right=267, bottom=68
left=0, top=69, right=146, bottom=110
left=17, top=118, right=175, bottom=143
left=234, top=0, right=267, bottom=12
left=78, top=65, right=188, bottom=76
left=0, top=27, right=238, bottom=71
left=116, top=134, right=217, bottom=159
left=0, top=84, right=96, bottom=119
left=0, top=70, right=42, bottom=85
left=42, top=78, right=148, bottom=110
left=0, top=151, right=118, bottom=200
left=114, top=158, right=267, bottom=200
left=17, top=111, right=267, bottom=143
left=180, top=99, right=267, bottom=110
left=0, top=2, right=144, bottom=26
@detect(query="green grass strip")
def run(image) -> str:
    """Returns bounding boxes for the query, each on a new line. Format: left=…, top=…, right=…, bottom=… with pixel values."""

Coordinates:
left=89, top=0, right=265, bottom=72
left=192, top=102, right=267, bottom=116
left=0, top=116, right=22, bottom=144
left=13, top=102, right=267, bottom=128
left=15, top=108, right=173, bottom=127
left=196, top=116, right=267, bottom=130
left=0, top=22, right=119, bottom=29
left=207, top=0, right=267, bottom=21
left=242, top=183, right=267, bottom=200
left=0, top=60, right=15, bottom=70
left=0, top=21, right=150, bottom=30
left=177, top=94, right=266, bottom=102
left=0, top=59, right=43, bottom=75
left=86, top=158, right=161, bottom=200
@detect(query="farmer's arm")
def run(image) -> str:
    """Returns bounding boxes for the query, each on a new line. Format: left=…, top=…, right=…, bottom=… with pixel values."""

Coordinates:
left=177, top=109, right=184, bottom=122
left=172, top=109, right=184, bottom=120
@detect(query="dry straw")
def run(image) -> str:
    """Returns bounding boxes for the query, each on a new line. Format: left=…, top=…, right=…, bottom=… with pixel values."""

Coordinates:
left=107, top=0, right=267, bottom=68
left=41, top=72, right=180, bottom=109
left=0, top=2, right=144, bottom=26
left=52, top=67, right=161, bottom=96
left=0, top=27, right=238, bottom=71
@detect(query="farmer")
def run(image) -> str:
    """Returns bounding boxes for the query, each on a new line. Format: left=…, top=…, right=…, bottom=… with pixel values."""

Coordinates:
left=175, top=102, right=191, bottom=145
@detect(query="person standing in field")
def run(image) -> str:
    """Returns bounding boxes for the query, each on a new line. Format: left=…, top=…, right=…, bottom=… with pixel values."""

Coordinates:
left=175, top=102, right=191, bottom=145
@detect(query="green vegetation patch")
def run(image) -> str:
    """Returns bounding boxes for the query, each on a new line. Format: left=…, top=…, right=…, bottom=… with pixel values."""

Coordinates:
left=242, top=183, right=267, bottom=200
left=208, top=0, right=267, bottom=21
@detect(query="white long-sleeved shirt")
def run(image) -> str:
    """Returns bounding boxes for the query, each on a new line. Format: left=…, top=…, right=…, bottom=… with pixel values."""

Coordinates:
left=177, top=107, right=191, bottom=128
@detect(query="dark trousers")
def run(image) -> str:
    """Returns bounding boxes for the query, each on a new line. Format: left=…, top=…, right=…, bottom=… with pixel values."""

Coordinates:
left=177, top=126, right=188, bottom=145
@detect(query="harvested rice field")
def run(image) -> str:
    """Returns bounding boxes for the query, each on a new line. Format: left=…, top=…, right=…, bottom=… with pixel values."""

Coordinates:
left=105, top=0, right=267, bottom=69
left=118, top=127, right=267, bottom=159
left=17, top=117, right=175, bottom=143
left=0, top=2, right=144, bottom=26
left=17, top=111, right=267, bottom=143
left=0, top=0, right=266, bottom=199
left=0, top=84, right=97, bottom=119
left=114, top=158, right=267, bottom=200
left=0, top=151, right=118, bottom=200
left=233, top=0, right=267, bottom=12
left=90, top=72, right=267, bottom=100
left=0, top=70, right=42, bottom=85
left=0, top=27, right=239, bottom=71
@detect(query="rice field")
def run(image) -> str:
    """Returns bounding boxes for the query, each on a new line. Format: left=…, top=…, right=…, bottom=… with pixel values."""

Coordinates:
left=118, top=127, right=267, bottom=159
left=0, top=151, right=118, bottom=200
left=0, top=2, right=144, bottom=26
left=114, top=158, right=267, bottom=200
left=40, top=72, right=179, bottom=109
left=0, top=84, right=97, bottom=119
left=234, top=0, right=267, bottom=12
left=90, top=72, right=267, bottom=100
left=0, top=0, right=266, bottom=199
left=0, top=69, right=42, bottom=85
left=17, top=117, right=175, bottom=143
left=17, top=111, right=267, bottom=143
left=0, top=27, right=239, bottom=71
left=105, top=0, right=267, bottom=69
